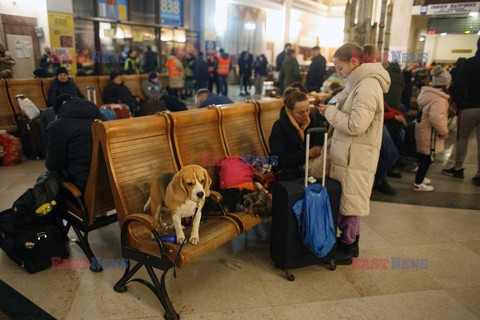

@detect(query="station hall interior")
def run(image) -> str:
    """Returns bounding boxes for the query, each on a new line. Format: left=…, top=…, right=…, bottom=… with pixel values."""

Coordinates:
left=0, top=0, right=480, bottom=319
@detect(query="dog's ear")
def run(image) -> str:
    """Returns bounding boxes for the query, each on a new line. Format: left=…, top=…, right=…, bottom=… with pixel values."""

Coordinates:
left=165, top=170, right=187, bottom=211
left=201, top=167, right=212, bottom=197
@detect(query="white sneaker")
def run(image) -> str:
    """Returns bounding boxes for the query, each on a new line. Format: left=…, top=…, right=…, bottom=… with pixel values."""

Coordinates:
left=423, top=178, right=431, bottom=185
left=413, top=183, right=433, bottom=192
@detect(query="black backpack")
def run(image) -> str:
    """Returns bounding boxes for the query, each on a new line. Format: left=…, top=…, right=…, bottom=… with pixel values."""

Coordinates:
left=0, top=171, right=69, bottom=273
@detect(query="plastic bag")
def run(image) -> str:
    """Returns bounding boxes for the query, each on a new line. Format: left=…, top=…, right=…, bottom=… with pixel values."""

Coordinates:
left=292, top=184, right=336, bottom=258
left=0, top=133, right=22, bottom=166
left=18, top=97, right=40, bottom=120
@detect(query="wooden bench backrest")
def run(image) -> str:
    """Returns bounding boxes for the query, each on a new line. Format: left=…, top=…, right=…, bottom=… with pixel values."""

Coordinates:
left=98, top=75, right=110, bottom=97
left=257, top=99, right=283, bottom=154
left=73, top=76, right=103, bottom=106
left=41, top=79, right=53, bottom=104
left=0, top=80, right=17, bottom=132
left=218, top=102, right=268, bottom=157
left=168, top=108, right=227, bottom=189
left=95, top=114, right=178, bottom=226
left=122, top=74, right=145, bottom=100
left=83, top=120, right=115, bottom=225
left=7, top=79, right=48, bottom=114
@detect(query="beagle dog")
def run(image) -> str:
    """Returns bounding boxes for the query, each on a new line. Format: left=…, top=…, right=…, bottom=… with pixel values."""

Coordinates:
left=144, top=165, right=212, bottom=245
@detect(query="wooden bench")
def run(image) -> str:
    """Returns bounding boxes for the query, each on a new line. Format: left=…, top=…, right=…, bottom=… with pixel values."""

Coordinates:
left=0, top=80, right=17, bottom=132
left=94, top=107, right=275, bottom=318
left=6, top=79, right=48, bottom=114
left=58, top=121, right=117, bottom=271
left=40, top=79, right=53, bottom=105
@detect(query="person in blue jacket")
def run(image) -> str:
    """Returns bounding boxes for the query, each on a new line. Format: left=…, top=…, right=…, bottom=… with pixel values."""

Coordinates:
left=195, top=89, right=233, bottom=108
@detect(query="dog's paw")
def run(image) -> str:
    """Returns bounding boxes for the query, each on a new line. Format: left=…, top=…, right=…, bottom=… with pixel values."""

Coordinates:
left=176, top=236, right=185, bottom=244
left=189, top=236, right=199, bottom=245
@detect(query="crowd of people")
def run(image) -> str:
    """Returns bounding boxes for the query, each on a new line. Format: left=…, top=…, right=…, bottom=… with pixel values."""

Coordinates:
left=8, top=34, right=474, bottom=267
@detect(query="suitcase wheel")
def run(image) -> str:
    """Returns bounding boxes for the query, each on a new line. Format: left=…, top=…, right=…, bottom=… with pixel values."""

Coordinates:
left=328, top=259, right=336, bottom=271
left=284, top=269, right=295, bottom=281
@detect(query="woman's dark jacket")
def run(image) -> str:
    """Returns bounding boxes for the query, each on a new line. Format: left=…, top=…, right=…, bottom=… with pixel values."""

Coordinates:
left=47, top=78, right=84, bottom=107
left=383, top=63, right=405, bottom=110
left=102, top=81, right=136, bottom=110
left=45, top=97, right=103, bottom=191
left=269, top=106, right=324, bottom=176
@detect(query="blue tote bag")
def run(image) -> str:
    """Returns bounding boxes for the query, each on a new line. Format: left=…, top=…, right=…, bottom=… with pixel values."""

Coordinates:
left=292, top=184, right=336, bottom=258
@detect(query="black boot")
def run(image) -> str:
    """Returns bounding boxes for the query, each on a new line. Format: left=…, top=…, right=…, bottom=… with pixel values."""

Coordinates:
left=335, top=235, right=360, bottom=265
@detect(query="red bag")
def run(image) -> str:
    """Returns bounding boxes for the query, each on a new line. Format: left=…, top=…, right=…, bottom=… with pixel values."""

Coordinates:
left=0, top=133, right=23, bottom=166
left=219, top=156, right=258, bottom=189
left=101, top=104, right=131, bottom=119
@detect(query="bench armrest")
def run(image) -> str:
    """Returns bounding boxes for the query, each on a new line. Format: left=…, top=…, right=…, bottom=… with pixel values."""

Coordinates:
left=126, top=213, right=159, bottom=231
left=60, top=181, right=82, bottom=198
left=253, top=171, right=266, bottom=183
left=209, top=190, right=222, bottom=203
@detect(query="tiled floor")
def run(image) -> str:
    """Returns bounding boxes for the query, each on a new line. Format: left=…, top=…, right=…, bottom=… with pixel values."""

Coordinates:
left=1, top=92, right=479, bottom=319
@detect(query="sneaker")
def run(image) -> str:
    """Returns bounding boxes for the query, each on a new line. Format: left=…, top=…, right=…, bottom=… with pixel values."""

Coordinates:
left=442, top=167, right=464, bottom=179
left=423, top=177, right=431, bottom=185
left=473, top=175, right=480, bottom=186
left=413, top=182, right=434, bottom=191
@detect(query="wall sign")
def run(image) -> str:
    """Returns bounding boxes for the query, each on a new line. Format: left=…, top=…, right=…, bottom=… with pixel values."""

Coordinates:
left=160, top=0, right=183, bottom=27
left=425, top=2, right=480, bottom=15
left=98, top=0, right=128, bottom=20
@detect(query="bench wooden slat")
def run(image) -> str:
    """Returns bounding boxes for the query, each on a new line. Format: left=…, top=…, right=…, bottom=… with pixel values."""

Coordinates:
left=0, top=79, right=17, bottom=132
left=168, top=108, right=227, bottom=190
left=218, top=102, right=268, bottom=157
left=40, top=79, right=53, bottom=105
left=257, top=99, right=283, bottom=154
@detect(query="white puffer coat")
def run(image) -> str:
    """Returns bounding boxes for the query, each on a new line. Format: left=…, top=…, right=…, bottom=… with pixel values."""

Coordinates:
left=324, top=63, right=391, bottom=217
left=415, top=86, right=449, bottom=155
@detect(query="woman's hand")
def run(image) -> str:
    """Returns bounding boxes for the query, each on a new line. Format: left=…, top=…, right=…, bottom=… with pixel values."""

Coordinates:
left=316, top=104, right=328, bottom=115
left=309, top=146, right=322, bottom=158
left=438, top=133, right=449, bottom=140
left=394, top=114, right=407, bottom=126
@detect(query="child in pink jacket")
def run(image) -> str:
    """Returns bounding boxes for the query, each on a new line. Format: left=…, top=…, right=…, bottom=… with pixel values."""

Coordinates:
left=413, top=65, right=451, bottom=191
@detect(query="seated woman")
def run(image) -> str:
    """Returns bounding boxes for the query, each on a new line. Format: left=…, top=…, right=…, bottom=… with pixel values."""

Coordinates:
left=141, top=71, right=163, bottom=100
left=46, top=95, right=106, bottom=192
left=102, top=70, right=141, bottom=114
left=269, top=87, right=325, bottom=181
left=47, top=67, right=84, bottom=107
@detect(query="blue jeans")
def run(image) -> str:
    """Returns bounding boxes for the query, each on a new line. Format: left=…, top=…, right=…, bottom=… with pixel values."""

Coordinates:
left=375, top=125, right=400, bottom=185
left=217, top=75, right=228, bottom=96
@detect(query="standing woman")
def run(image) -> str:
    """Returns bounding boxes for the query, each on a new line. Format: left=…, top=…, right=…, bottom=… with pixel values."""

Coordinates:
left=317, top=43, right=391, bottom=263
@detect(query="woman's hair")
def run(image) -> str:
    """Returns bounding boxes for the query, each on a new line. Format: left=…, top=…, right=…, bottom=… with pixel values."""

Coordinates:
left=282, top=87, right=308, bottom=111
left=333, top=42, right=362, bottom=63
left=334, top=43, right=380, bottom=63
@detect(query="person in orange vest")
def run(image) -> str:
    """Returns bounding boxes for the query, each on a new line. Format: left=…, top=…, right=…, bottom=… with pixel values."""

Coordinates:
left=217, top=48, right=232, bottom=97
left=165, top=48, right=185, bottom=99
left=207, top=51, right=218, bottom=93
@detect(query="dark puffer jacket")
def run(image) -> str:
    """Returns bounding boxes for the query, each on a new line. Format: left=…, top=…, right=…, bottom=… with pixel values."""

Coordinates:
left=102, top=81, right=137, bottom=110
left=45, top=97, right=103, bottom=192
left=383, top=63, right=405, bottom=110
left=47, top=79, right=84, bottom=107
left=269, top=106, right=324, bottom=177
left=449, top=52, right=480, bottom=110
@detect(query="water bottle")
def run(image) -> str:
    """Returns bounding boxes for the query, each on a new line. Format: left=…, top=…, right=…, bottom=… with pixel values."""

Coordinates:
left=35, top=200, right=57, bottom=216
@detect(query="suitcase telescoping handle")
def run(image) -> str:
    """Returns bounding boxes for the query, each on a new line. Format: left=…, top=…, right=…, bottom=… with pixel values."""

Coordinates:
left=304, top=127, right=328, bottom=188
left=87, top=86, right=97, bottom=105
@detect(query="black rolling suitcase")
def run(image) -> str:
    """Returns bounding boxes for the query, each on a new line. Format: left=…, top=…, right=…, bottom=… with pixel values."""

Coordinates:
left=15, top=95, right=55, bottom=159
left=270, top=127, right=341, bottom=281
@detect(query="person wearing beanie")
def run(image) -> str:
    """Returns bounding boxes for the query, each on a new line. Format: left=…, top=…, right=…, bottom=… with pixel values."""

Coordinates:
left=443, top=36, right=480, bottom=186
left=46, top=97, right=105, bottom=192
left=413, top=64, right=451, bottom=191
left=47, top=67, right=84, bottom=107
left=141, top=71, right=163, bottom=100
left=102, top=70, right=141, bottom=114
